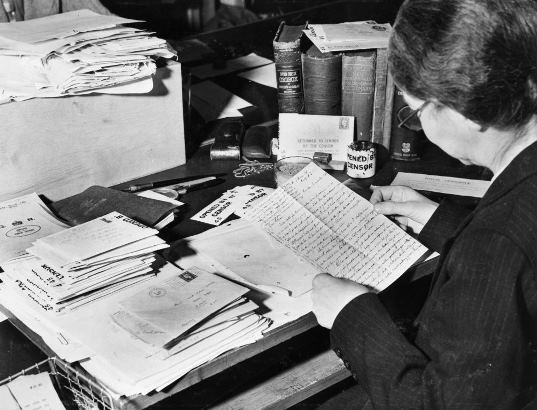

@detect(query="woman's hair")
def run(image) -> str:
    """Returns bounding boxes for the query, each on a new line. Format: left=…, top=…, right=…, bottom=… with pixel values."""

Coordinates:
left=389, top=0, right=537, bottom=130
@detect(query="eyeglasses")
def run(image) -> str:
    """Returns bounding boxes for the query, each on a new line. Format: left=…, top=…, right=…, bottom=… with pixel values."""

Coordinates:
left=397, top=100, right=431, bottom=131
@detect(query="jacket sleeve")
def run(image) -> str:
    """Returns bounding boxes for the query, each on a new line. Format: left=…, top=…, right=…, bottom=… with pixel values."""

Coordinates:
left=330, top=229, right=532, bottom=409
left=418, top=199, right=472, bottom=252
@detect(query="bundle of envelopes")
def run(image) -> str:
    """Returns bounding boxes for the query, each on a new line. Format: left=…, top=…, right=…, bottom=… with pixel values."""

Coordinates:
left=0, top=9, right=176, bottom=102
left=2, top=211, right=168, bottom=312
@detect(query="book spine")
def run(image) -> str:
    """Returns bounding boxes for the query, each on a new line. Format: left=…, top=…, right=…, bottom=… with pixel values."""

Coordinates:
left=371, top=48, right=388, bottom=148
left=382, top=71, right=395, bottom=150
left=273, top=24, right=304, bottom=113
left=302, top=46, right=342, bottom=115
left=341, top=50, right=377, bottom=141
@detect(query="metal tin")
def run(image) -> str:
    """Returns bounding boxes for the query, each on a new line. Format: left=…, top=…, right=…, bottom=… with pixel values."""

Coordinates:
left=346, top=141, right=376, bottom=179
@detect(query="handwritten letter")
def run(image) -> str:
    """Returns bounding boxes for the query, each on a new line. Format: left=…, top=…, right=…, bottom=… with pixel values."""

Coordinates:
left=243, top=163, right=427, bottom=291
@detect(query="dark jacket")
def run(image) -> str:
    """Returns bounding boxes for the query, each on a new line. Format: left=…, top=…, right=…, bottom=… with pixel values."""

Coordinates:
left=331, top=141, right=537, bottom=409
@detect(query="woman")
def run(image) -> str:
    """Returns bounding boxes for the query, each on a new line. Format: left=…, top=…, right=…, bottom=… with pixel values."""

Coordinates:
left=312, top=0, right=537, bottom=408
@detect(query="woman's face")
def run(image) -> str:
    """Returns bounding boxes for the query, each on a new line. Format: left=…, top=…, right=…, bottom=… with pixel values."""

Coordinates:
left=403, top=93, right=479, bottom=165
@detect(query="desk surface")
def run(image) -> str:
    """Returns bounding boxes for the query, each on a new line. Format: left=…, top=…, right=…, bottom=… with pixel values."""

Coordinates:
left=0, top=1, right=491, bottom=408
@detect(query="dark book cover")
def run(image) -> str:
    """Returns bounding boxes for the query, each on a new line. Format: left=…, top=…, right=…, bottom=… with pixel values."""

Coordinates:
left=341, top=50, right=377, bottom=140
left=50, top=185, right=178, bottom=227
left=302, top=44, right=342, bottom=115
left=273, top=21, right=305, bottom=113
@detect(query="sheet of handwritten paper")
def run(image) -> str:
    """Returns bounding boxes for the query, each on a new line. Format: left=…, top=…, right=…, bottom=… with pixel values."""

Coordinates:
left=7, top=372, right=66, bottom=410
left=243, top=163, right=428, bottom=291
left=391, top=172, right=491, bottom=197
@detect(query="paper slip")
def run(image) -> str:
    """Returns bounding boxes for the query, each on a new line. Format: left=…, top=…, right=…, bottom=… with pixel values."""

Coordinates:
left=7, top=372, right=66, bottom=410
left=191, top=185, right=274, bottom=226
left=237, top=63, right=277, bottom=88
left=188, top=218, right=318, bottom=296
left=0, top=384, right=20, bottom=410
left=0, top=193, right=69, bottom=264
left=391, top=172, right=491, bottom=198
left=191, top=53, right=273, bottom=79
left=30, top=212, right=159, bottom=267
left=278, top=113, right=354, bottom=162
left=191, top=80, right=252, bottom=122
left=111, top=266, right=248, bottom=347
left=136, top=190, right=184, bottom=207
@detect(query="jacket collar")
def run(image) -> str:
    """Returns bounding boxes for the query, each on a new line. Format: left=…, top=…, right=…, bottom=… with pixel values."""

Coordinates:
left=478, top=139, right=537, bottom=209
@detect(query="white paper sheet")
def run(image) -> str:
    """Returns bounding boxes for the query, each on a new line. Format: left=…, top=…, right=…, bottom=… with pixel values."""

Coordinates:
left=390, top=172, right=491, bottom=197
left=7, top=372, right=66, bottom=410
left=237, top=63, right=277, bottom=88
left=187, top=219, right=317, bottom=296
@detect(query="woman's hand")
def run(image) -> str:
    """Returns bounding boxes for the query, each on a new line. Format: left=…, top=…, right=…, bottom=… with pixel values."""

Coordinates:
left=370, top=185, right=439, bottom=234
left=311, top=273, right=369, bottom=329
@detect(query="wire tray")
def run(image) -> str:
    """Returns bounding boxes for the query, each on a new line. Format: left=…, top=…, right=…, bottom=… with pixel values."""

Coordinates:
left=0, top=357, right=119, bottom=410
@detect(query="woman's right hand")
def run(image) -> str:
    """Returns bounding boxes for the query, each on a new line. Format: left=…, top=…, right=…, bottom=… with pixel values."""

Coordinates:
left=370, top=186, right=439, bottom=234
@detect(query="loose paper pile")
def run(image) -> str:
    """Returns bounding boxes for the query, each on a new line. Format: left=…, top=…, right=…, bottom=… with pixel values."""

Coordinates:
left=303, top=21, right=392, bottom=53
left=0, top=9, right=176, bottom=102
left=0, top=196, right=271, bottom=397
left=81, top=265, right=270, bottom=396
left=3, top=211, right=168, bottom=312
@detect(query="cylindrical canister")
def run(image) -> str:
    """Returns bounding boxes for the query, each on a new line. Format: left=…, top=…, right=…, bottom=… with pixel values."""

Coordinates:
left=347, top=141, right=376, bottom=179
left=390, top=87, right=424, bottom=161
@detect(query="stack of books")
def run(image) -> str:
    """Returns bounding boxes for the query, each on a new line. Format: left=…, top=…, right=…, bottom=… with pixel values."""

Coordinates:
left=3, top=211, right=168, bottom=313
left=0, top=10, right=176, bottom=102
left=273, top=21, right=394, bottom=151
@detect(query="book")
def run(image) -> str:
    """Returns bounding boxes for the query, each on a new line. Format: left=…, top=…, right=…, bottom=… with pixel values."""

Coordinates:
left=302, top=44, right=342, bottom=115
left=242, top=163, right=428, bottom=292
left=371, top=47, right=393, bottom=149
left=341, top=50, right=377, bottom=141
left=49, top=185, right=180, bottom=229
left=273, top=21, right=305, bottom=113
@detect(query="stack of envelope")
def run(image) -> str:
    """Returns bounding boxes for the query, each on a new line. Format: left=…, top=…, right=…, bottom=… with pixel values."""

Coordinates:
left=0, top=9, right=176, bottom=102
left=3, top=211, right=168, bottom=312
left=302, top=21, right=392, bottom=53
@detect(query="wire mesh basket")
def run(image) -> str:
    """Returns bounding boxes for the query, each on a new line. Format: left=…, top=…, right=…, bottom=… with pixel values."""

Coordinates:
left=0, top=357, right=119, bottom=410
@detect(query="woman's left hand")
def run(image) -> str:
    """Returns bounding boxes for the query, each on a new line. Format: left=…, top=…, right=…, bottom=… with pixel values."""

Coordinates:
left=311, top=273, right=370, bottom=329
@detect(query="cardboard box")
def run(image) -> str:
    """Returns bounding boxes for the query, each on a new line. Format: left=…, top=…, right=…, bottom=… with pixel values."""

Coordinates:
left=0, top=61, right=185, bottom=202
